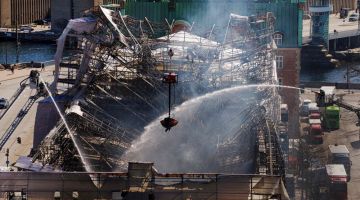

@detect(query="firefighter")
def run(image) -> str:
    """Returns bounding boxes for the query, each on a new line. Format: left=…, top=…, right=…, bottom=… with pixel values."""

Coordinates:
left=38, top=82, right=46, bottom=95
left=17, top=137, right=21, bottom=144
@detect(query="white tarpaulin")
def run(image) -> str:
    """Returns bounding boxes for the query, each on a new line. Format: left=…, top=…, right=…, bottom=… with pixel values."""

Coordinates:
left=100, top=6, right=129, bottom=48
left=52, top=17, right=97, bottom=92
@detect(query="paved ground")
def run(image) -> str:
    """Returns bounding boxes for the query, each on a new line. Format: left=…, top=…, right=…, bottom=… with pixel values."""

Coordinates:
left=303, top=11, right=360, bottom=43
left=299, top=88, right=360, bottom=200
left=0, top=66, right=54, bottom=168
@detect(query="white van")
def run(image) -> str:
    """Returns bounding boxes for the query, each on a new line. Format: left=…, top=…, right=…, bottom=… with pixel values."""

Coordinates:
left=301, top=99, right=312, bottom=116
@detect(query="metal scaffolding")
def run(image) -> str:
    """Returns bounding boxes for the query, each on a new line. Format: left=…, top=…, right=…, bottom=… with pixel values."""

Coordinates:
left=30, top=6, right=282, bottom=175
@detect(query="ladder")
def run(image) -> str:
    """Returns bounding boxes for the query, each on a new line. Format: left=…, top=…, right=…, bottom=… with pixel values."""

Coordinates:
left=0, top=95, right=39, bottom=150
left=0, top=78, right=28, bottom=121
left=335, top=99, right=360, bottom=124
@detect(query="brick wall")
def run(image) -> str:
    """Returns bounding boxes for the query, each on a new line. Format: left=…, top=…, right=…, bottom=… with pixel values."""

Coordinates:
left=276, top=48, right=301, bottom=138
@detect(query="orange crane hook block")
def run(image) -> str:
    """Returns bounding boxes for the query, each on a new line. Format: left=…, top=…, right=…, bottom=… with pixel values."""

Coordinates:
left=162, top=72, right=178, bottom=84
left=161, top=72, right=178, bottom=132
left=161, top=117, right=178, bottom=132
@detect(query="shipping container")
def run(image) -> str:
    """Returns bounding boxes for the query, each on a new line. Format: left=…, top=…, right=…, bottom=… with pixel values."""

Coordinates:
left=308, top=103, right=320, bottom=115
left=328, top=144, right=351, bottom=180
left=309, top=112, right=321, bottom=120
left=301, top=99, right=312, bottom=116
left=325, top=164, right=348, bottom=199
left=324, top=105, right=340, bottom=130
left=309, top=124, right=323, bottom=144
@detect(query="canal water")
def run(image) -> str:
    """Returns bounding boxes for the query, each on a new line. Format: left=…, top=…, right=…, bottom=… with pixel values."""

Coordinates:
left=0, top=41, right=57, bottom=64
left=0, top=41, right=359, bottom=83
left=300, top=66, right=360, bottom=83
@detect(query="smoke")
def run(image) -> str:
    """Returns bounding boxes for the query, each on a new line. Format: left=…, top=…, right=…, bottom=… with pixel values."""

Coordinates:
left=122, top=86, right=260, bottom=173
left=104, top=1, right=275, bottom=172
left=183, top=1, right=249, bottom=42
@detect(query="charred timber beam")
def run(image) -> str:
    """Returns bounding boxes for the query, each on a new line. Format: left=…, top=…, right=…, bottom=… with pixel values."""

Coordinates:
left=58, top=78, right=76, bottom=85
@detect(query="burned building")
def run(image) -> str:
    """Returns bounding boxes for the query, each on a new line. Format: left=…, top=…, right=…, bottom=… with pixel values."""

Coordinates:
left=24, top=5, right=285, bottom=178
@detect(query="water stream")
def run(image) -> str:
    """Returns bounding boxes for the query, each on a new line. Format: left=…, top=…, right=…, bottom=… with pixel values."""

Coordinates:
left=122, top=84, right=304, bottom=173
left=39, top=76, right=92, bottom=172
left=36, top=79, right=305, bottom=174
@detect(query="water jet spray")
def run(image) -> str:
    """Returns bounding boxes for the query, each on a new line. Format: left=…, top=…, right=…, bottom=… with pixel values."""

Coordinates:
left=39, top=76, right=92, bottom=172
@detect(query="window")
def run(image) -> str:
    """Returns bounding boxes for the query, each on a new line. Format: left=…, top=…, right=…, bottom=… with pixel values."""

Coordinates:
left=278, top=78, right=283, bottom=85
left=276, top=56, right=283, bottom=69
left=273, top=33, right=283, bottom=46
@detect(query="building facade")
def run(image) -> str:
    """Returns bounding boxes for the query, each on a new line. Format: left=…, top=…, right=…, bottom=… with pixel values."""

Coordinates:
left=0, top=0, right=50, bottom=27
left=124, top=0, right=303, bottom=137
left=308, top=0, right=332, bottom=47
left=304, top=0, right=355, bottom=15
left=51, top=0, right=124, bottom=32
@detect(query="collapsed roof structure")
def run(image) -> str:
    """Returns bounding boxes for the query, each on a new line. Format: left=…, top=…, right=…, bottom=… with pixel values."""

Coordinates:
left=26, top=6, right=283, bottom=179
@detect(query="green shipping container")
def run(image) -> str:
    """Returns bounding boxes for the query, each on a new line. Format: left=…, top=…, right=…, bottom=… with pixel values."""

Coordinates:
left=324, top=105, right=340, bottom=130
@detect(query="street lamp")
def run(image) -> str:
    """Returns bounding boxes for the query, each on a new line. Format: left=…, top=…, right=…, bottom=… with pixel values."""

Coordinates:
left=5, top=39, right=8, bottom=65
left=334, top=29, right=338, bottom=51
left=346, top=50, right=351, bottom=94
left=15, top=3, right=20, bottom=63
left=5, top=148, right=9, bottom=167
